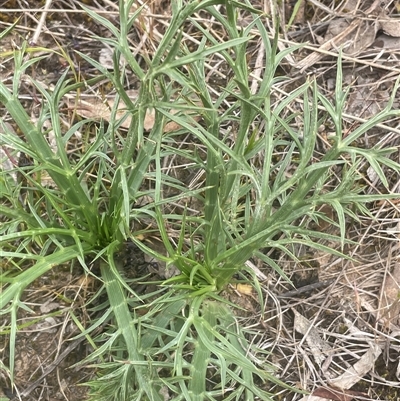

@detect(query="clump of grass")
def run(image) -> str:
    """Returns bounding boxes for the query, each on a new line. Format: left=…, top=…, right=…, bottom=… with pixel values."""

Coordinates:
left=1, top=0, right=400, bottom=400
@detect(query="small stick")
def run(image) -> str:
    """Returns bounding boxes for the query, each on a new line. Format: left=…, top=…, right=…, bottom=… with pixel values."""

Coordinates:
left=30, top=0, right=53, bottom=46
left=9, top=336, right=86, bottom=401
left=277, top=279, right=334, bottom=299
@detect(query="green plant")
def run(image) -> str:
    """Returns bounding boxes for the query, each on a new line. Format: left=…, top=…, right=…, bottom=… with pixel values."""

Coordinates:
left=1, top=0, right=400, bottom=400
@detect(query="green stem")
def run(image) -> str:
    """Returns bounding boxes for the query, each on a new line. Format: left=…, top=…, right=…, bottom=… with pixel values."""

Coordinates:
left=100, top=259, right=163, bottom=401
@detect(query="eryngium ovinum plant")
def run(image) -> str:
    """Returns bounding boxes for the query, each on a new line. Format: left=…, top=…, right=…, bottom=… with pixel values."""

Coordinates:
left=1, top=0, right=400, bottom=400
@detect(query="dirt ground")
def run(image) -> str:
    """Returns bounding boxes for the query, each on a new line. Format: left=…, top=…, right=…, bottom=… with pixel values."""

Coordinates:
left=1, top=0, right=400, bottom=400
